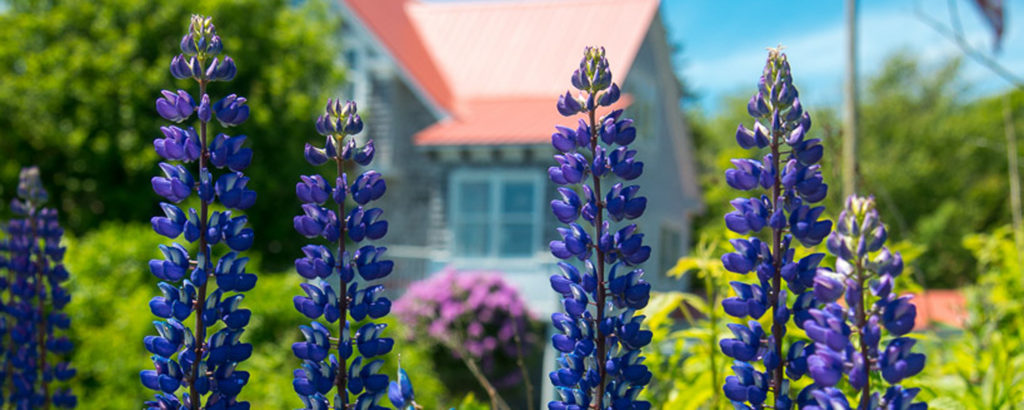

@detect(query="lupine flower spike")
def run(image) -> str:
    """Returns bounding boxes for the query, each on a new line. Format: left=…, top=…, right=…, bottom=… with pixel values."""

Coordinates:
left=719, top=47, right=832, bottom=409
left=292, top=99, right=394, bottom=409
left=2, top=167, right=77, bottom=408
left=548, top=46, right=653, bottom=409
left=144, top=15, right=256, bottom=410
left=799, top=196, right=926, bottom=409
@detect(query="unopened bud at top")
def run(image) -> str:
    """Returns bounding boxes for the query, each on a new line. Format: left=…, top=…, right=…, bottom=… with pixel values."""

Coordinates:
left=572, top=46, right=613, bottom=92
left=17, top=166, right=48, bottom=204
left=342, top=101, right=358, bottom=117
left=180, top=15, right=225, bottom=58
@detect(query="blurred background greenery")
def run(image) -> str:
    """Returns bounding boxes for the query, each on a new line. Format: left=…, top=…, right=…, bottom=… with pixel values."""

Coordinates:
left=2, top=0, right=1024, bottom=408
left=0, top=0, right=344, bottom=272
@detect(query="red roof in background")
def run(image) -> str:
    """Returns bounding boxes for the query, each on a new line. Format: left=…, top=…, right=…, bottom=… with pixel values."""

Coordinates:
left=913, top=289, right=967, bottom=330
left=344, top=0, right=454, bottom=111
left=416, top=95, right=633, bottom=146
left=343, top=0, right=660, bottom=146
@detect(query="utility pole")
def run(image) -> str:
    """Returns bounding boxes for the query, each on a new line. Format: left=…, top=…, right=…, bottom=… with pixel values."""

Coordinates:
left=842, top=0, right=859, bottom=199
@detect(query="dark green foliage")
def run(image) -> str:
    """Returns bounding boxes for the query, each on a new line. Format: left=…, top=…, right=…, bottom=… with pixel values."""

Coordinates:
left=857, top=54, right=1022, bottom=287
left=63, top=223, right=302, bottom=408
left=0, top=0, right=344, bottom=271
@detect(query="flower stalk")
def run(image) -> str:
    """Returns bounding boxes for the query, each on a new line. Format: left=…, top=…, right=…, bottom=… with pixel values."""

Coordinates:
left=144, top=15, right=255, bottom=410
left=3, top=167, right=77, bottom=409
left=719, top=47, right=832, bottom=409
left=800, top=195, right=927, bottom=409
left=291, top=98, right=394, bottom=409
left=548, top=46, right=653, bottom=409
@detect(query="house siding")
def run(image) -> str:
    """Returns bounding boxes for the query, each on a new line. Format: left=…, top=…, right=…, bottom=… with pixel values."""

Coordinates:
left=366, top=74, right=443, bottom=291
left=345, top=2, right=699, bottom=303
left=617, top=21, right=697, bottom=293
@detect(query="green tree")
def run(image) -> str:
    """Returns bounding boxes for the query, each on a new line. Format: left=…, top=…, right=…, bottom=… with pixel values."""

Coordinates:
left=857, top=53, right=1019, bottom=287
left=0, top=0, right=344, bottom=270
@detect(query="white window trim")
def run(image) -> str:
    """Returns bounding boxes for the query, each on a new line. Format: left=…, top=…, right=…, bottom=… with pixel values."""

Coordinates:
left=447, top=168, right=546, bottom=266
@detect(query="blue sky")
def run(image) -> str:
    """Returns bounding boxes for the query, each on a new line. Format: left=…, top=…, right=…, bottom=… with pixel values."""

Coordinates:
left=661, top=0, right=1024, bottom=113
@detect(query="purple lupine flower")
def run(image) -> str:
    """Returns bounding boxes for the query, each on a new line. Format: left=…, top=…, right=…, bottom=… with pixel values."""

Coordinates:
left=212, top=94, right=249, bottom=127
left=719, top=48, right=832, bottom=409
left=143, top=15, right=255, bottom=410
left=800, top=196, right=927, bottom=408
left=2, top=167, right=77, bottom=408
left=387, top=365, right=418, bottom=410
left=291, top=98, right=396, bottom=409
left=546, top=46, right=652, bottom=409
left=156, top=90, right=196, bottom=123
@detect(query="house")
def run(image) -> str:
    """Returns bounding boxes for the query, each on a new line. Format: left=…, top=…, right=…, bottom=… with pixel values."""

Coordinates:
left=336, top=0, right=702, bottom=316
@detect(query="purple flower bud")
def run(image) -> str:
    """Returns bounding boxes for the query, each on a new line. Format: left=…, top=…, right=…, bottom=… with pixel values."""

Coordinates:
left=551, top=187, right=581, bottom=224
left=304, top=144, right=329, bottom=166
left=343, top=113, right=364, bottom=135
left=180, top=34, right=198, bottom=55
left=342, top=100, right=357, bottom=116
left=388, top=367, right=415, bottom=409
left=813, top=274, right=844, bottom=303
left=551, top=125, right=577, bottom=153
left=170, top=54, right=192, bottom=79
left=212, top=94, right=249, bottom=127
left=556, top=91, right=582, bottom=116
left=156, top=90, right=196, bottom=123
left=296, top=175, right=331, bottom=205
left=208, top=35, right=223, bottom=55
left=879, top=338, right=925, bottom=384
left=598, top=83, right=620, bottom=106
left=881, top=296, right=917, bottom=336
left=198, top=94, right=212, bottom=122
left=353, top=140, right=375, bottom=166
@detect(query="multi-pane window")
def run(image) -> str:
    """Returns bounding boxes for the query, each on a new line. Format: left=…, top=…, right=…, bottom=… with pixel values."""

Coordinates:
left=450, top=170, right=543, bottom=259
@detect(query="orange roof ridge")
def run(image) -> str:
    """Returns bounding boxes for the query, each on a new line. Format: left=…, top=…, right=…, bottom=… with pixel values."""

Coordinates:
left=342, top=0, right=660, bottom=145
left=411, top=0, right=658, bottom=12
left=344, top=0, right=455, bottom=113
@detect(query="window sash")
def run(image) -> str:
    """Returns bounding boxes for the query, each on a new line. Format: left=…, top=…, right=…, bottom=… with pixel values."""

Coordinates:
left=451, top=170, right=542, bottom=259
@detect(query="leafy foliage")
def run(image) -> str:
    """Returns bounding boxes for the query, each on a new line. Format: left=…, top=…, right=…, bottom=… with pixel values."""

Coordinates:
left=639, top=234, right=731, bottom=409
left=0, top=0, right=344, bottom=271
left=918, top=226, right=1024, bottom=408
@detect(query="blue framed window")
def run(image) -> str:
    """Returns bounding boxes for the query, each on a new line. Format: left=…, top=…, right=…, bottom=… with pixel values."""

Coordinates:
left=450, top=170, right=544, bottom=259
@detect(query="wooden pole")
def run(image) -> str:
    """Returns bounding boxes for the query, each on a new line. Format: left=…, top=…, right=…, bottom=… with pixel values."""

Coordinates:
left=842, top=0, right=860, bottom=199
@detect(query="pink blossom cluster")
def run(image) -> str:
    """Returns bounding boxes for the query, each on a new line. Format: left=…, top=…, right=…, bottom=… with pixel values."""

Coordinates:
left=394, top=268, right=536, bottom=362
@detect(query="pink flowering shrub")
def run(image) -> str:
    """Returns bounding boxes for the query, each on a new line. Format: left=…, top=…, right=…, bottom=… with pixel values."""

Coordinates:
left=393, top=268, right=540, bottom=393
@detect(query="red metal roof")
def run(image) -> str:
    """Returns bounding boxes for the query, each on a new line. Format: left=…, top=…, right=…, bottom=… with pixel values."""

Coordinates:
left=912, top=289, right=967, bottom=330
left=344, top=0, right=454, bottom=111
left=343, top=0, right=660, bottom=146
left=416, top=95, right=633, bottom=146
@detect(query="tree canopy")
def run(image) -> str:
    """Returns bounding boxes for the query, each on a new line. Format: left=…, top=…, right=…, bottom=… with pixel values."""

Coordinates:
left=0, top=0, right=345, bottom=269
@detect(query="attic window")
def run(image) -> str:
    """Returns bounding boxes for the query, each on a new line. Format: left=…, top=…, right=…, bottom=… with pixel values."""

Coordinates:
left=449, top=170, right=544, bottom=259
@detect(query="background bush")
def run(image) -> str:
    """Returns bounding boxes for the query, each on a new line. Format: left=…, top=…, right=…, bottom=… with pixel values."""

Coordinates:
left=0, top=0, right=344, bottom=272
